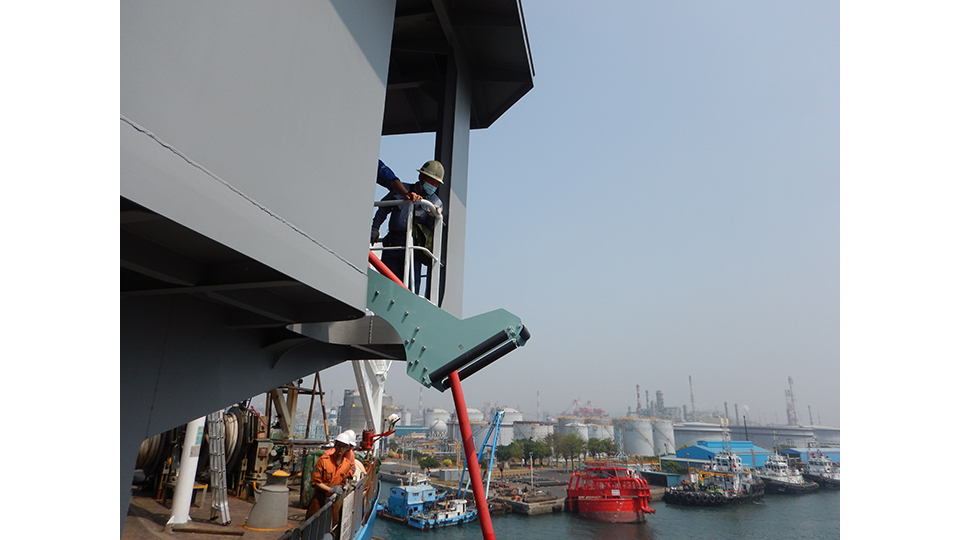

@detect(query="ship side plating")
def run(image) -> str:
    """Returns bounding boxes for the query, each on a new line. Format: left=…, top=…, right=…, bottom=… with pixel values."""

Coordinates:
left=121, top=0, right=534, bottom=532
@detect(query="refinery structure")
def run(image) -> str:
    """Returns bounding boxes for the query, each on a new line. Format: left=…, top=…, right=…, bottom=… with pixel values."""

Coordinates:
left=282, top=376, right=839, bottom=460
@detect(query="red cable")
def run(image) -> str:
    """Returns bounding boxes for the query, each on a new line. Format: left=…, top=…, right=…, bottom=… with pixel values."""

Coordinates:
left=369, top=250, right=406, bottom=288
left=449, top=371, right=496, bottom=540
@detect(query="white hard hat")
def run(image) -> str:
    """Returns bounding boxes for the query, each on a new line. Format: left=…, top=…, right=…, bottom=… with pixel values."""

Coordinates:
left=335, top=429, right=357, bottom=447
left=417, top=160, right=444, bottom=184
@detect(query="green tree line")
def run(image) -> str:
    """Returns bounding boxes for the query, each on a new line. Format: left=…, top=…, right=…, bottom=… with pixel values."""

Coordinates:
left=389, top=434, right=624, bottom=471
left=495, top=434, right=618, bottom=468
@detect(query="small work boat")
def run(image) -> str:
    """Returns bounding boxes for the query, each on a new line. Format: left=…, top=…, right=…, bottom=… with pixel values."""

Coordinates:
left=802, top=451, right=840, bottom=489
left=663, top=448, right=764, bottom=507
left=379, top=471, right=446, bottom=523
left=755, top=452, right=819, bottom=495
left=406, top=499, right=478, bottom=529
left=565, top=462, right=656, bottom=523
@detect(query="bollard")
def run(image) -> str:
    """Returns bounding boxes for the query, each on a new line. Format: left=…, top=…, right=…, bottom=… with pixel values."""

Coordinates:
left=245, top=471, right=290, bottom=531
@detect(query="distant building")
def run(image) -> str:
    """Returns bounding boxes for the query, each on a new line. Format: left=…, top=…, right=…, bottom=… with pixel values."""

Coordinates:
left=337, top=390, right=367, bottom=433
left=672, top=440, right=773, bottom=469
left=393, top=426, right=431, bottom=438
left=674, top=422, right=840, bottom=450
left=337, top=389, right=402, bottom=434
left=780, top=447, right=840, bottom=466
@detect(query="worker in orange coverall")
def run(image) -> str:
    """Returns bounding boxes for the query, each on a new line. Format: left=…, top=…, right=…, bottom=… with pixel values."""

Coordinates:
left=306, top=430, right=357, bottom=519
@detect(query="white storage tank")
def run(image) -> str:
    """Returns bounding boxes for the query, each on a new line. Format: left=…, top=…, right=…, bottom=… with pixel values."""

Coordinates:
left=587, top=423, right=614, bottom=441
left=472, top=422, right=492, bottom=445
left=423, top=408, right=449, bottom=436
left=497, top=427, right=514, bottom=446
left=513, top=422, right=554, bottom=441
left=563, top=422, right=588, bottom=440
left=423, top=407, right=448, bottom=427
left=672, top=422, right=724, bottom=449
left=429, top=419, right=447, bottom=436
left=496, top=408, right=522, bottom=446
left=652, top=420, right=676, bottom=455
left=467, top=407, right=484, bottom=423
left=448, top=420, right=491, bottom=444
left=501, top=408, right=523, bottom=425
left=616, top=417, right=655, bottom=457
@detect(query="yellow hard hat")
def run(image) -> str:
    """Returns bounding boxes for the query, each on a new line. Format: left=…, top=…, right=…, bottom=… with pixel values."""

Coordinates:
left=417, top=161, right=444, bottom=184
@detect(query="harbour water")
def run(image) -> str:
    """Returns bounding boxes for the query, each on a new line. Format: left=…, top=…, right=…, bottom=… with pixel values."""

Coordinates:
left=372, top=489, right=839, bottom=540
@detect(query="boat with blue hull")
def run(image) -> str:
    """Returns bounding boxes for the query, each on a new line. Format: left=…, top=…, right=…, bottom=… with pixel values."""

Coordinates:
left=406, top=499, right=478, bottom=530
left=379, top=473, right=446, bottom=523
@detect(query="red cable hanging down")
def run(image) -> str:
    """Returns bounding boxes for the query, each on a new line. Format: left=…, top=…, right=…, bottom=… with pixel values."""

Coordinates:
left=368, top=250, right=497, bottom=539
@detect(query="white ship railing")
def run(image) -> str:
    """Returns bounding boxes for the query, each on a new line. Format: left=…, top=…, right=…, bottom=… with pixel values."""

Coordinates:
left=370, top=198, right=443, bottom=304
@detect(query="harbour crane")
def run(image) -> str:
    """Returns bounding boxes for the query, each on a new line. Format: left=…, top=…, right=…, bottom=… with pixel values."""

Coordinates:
left=458, top=410, right=505, bottom=498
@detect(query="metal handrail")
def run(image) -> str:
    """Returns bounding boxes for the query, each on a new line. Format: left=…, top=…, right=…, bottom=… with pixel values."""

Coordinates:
left=278, top=467, right=380, bottom=540
left=278, top=498, right=331, bottom=540
left=371, top=198, right=444, bottom=303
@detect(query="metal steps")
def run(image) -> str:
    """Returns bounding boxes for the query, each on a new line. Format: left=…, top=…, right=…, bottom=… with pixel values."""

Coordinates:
left=206, top=409, right=231, bottom=525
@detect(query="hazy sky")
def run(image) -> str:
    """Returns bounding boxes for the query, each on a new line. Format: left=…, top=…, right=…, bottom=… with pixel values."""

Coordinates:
left=314, top=0, right=841, bottom=427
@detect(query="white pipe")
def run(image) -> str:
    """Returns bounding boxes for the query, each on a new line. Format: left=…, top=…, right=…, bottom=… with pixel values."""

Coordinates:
left=166, top=417, right=206, bottom=529
left=352, top=359, right=388, bottom=436
left=404, top=199, right=414, bottom=288
left=429, top=208, right=443, bottom=303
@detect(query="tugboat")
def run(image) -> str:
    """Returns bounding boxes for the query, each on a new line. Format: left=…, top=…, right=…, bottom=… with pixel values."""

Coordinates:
left=406, top=499, right=479, bottom=529
left=565, top=462, right=656, bottom=523
left=663, top=422, right=764, bottom=507
left=803, top=450, right=840, bottom=489
left=755, top=452, right=819, bottom=495
left=379, top=473, right=445, bottom=524
left=663, top=450, right=765, bottom=506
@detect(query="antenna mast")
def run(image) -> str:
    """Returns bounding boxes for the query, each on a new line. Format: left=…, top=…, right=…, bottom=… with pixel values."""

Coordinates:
left=537, top=391, right=541, bottom=422
left=785, top=376, right=798, bottom=425
left=688, top=375, right=696, bottom=417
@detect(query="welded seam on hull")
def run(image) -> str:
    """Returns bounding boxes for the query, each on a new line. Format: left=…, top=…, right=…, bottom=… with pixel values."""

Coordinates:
left=144, top=299, right=174, bottom=439
left=121, top=115, right=366, bottom=275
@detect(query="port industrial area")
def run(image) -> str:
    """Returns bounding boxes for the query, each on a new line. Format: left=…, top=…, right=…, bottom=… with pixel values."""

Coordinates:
left=323, top=376, right=839, bottom=458
left=122, top=376, right=839, bottom=539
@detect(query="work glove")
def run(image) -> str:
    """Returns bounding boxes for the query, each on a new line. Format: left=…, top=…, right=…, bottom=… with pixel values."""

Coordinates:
left=370, top=228, right=380, bottom=245
left=330, top=485, right=344, bottom=497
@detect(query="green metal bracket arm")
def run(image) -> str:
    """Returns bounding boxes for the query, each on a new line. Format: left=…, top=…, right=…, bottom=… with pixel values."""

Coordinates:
left=366, top=270, right=530, bottom=392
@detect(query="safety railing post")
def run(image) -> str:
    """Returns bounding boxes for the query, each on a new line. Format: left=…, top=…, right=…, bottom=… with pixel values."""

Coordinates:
left=429, top=212, right=443, bottom=303
left=403, top=199, right=414, bottom=290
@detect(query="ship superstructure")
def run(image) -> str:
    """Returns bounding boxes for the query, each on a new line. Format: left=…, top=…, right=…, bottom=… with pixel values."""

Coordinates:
left=121, top=2, right=536, bottom=537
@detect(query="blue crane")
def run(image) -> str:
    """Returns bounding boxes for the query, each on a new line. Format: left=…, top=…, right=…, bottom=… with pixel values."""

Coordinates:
left=458, top=409, right=505, bottom=498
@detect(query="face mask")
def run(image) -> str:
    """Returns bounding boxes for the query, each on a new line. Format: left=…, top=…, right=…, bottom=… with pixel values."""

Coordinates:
left=421, top=182, right=437, bottom=196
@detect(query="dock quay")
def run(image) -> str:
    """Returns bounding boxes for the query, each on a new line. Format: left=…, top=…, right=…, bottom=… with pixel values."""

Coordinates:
left=489, top=496, right=565, bottom=516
